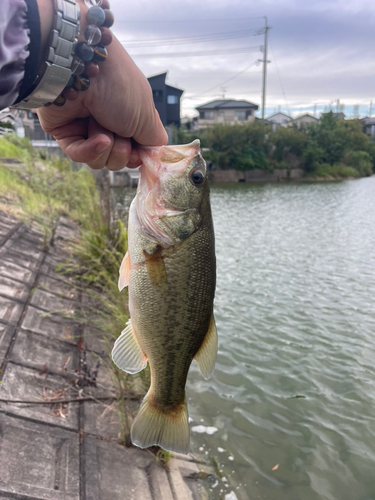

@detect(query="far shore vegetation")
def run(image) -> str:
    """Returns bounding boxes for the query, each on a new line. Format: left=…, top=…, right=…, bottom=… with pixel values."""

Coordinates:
left=178, top=111, right=375, bottom=179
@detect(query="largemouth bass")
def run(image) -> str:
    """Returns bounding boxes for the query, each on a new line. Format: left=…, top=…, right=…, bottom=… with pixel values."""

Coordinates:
left=112, top=139, right=217, bottom=454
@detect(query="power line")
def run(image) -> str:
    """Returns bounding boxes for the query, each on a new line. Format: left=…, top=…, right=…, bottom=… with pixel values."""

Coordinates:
left=114, top=16, right=266, bottom=24
left=120, top=29, right=264, bottom=48
left=129, top=46, right=261, bottom=59
left=184, top=60, right=259, bottom=100
left=269, top=40, right=290, bottom=116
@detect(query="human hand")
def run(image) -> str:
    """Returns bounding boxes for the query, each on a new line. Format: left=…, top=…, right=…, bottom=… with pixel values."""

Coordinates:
left=36, top=0, right=167, bottom=170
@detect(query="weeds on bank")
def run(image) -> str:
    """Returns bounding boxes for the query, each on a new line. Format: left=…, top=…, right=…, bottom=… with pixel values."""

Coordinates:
left=313, top=163, right=359, bottom=179
left=156, top=449, right=174, bottom=467
left=0, top=134, right=98, bottom=244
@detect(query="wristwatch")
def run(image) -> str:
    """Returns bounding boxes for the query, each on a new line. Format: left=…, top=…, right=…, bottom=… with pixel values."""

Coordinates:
left=13, top=0, right=80, bottom=109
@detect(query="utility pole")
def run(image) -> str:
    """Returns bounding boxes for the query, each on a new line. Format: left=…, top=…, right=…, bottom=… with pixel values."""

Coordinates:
left=259, top=17, right=271, bottom=120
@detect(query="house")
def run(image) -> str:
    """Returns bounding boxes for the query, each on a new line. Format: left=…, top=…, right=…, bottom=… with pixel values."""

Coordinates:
left=0, top=108, right=23, bottom=136
left=148, top=72, right=184, bottom=127
left=181, top=116, right=199, bottom=131
left=195, top=99, right=259, bottom=129
left=332, top=112, right=346, bottom=120
left=11, top=108, right=55, bottom=141
left=287, top=113, right=319, bottom=127
left=321, top=111, right=346, bottom=120
left=360, top=117, right=375, bottom=137
left=266, top=112, right=291, bottom=127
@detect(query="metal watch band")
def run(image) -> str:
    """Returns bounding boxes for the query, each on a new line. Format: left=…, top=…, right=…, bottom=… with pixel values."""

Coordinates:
left=13, top=0, right=80, bottom=109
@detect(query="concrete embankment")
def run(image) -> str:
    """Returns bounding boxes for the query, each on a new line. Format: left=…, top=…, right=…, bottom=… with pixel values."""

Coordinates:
left=0, top=211, right=214, bottom=500
left=209, top=168, right=304, bottom=183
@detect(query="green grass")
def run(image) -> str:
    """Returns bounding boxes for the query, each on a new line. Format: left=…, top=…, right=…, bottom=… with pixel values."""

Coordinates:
left=0, top=137, right=27, bottom=159
left=0, top=137, right=102, bottom=246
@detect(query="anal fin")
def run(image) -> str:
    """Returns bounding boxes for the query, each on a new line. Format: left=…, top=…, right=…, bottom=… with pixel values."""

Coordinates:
left=112, top=319, right=147, bottom=374
left=194, top=314, right=218, bottom=380
left=118, top=251, right=130, bottom=291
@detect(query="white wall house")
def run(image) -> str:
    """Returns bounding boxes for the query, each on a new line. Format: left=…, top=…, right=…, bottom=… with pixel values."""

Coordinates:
left=287, top=113, right=319, bottom=127
left=266, top=112, right=292, bottom=127
left=360, top=117, right=375, bottom=137
left=0, top=108, right=24, bottom=136
left=196, top=99, right=259, bottom=129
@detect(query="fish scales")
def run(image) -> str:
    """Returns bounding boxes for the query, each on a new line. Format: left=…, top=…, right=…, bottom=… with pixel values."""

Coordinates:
left=132, top=208, right=215, bottom=407
left=112, top=140, right=217, bottom=453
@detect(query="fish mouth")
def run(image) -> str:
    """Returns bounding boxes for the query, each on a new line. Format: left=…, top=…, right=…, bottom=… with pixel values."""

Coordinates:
left=139, top=140, right=202, bottom=213
left=139, top=139, right=202, bottom=191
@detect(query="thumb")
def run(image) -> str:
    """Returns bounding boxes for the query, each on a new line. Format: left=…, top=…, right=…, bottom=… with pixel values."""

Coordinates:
left=132, top=107, right=168, bottom=147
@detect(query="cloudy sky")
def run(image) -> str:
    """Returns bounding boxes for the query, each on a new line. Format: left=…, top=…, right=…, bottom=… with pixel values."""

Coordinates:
left=110, top=0, right=375, bottom=119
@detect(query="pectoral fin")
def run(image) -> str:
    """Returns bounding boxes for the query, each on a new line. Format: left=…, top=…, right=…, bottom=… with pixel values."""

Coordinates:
left=194, top=315, right=218, bottom=380
left=144, top=248, right=168, bottom=287
left=118, top=251, right=130, bottom=291
left=112, top=319, right=147, bottom=374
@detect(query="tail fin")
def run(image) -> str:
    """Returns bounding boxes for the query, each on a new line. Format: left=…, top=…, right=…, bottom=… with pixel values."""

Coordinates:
left=131, top=392, right=189, bottom=454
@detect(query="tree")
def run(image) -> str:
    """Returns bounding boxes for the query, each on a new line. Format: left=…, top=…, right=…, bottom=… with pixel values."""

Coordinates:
left=269, top=126, right=307, bottom=162
left=302, top=141, right=324, bottom=173
left=204, top=122, right=270, bottom=170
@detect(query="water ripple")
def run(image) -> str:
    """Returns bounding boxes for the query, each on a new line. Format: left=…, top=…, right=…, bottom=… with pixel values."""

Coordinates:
left=187, top=177, right=375, bottom=500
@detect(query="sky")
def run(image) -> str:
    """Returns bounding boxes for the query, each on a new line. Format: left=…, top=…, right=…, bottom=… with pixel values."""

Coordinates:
left=110, top=0, right=375, bottom=119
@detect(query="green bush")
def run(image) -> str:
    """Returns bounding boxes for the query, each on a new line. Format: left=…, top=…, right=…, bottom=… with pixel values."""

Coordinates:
left=302, top=141, right=324, bottom=172
left=204, top=122, right=270, bottom=170
left=342, top=150, right=373, bottom=176
left=0, top=121, right=14, bottom=130
left=270, top=126, right=307, bottom=162
left=314, top=163, right=359, bottom=178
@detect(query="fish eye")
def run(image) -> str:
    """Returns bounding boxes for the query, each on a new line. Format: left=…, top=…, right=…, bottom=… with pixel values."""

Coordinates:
left=190, top=169, right=205, bottom=186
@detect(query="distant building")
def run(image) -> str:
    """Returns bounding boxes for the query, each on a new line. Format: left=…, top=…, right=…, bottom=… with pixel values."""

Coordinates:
left=287, top=113, right=319, bottom=127
left=181, top=116, right=199, bottom=131
left=266, top=112, right=291, bottom=127
left=321, top=111, right=346, bottom=120
left=360, top=117, right=375, bottom=137
left=148, top=72, right=184, bottom=127
left=195, top=99, right=259, bottom=129
left=0, top=108, right=23, bottom=135
left=11, top=108, right=55, bottom=141
left=332, top=112, right=346, bottom=120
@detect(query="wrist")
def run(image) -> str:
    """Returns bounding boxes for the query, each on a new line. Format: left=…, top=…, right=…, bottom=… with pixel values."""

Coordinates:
left=13, top=0, right=81, bottom=109
left=14, top=0, right=114, bottom=109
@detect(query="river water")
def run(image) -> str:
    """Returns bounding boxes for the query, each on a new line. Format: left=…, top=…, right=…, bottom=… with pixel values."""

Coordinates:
left=114, top=176, right=375, bottom=500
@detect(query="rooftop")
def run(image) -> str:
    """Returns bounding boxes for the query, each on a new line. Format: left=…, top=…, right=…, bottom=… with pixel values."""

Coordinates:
left=147, top=72, right=184, bottom=94
left=360, top=116, right=375, bottom=125
left=196, top=99, right=259, bottom=111
left=266, top=112, right=291, bottom=120
left=290, top=113, right=319, bottom=121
